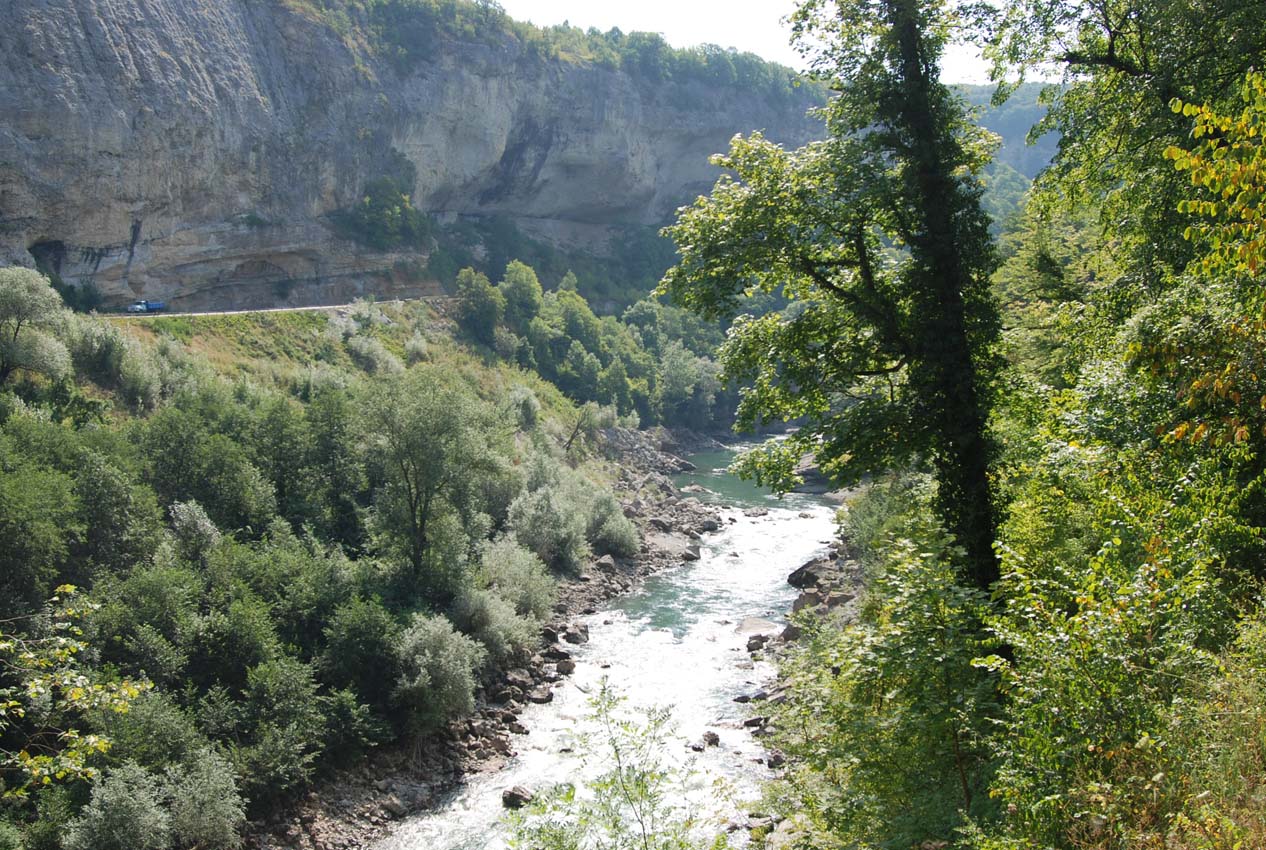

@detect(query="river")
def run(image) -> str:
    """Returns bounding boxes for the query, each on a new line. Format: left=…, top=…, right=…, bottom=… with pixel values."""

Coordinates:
left=375, top=447, right=837, bottom=850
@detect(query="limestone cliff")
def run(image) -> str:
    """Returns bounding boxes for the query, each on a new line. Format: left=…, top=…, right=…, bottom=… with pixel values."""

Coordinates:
left=0, top=0, right=822, bottom=309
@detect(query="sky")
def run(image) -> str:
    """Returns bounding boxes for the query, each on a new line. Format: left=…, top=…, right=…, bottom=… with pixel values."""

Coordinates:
left=495, top=0, right=993, bottom=83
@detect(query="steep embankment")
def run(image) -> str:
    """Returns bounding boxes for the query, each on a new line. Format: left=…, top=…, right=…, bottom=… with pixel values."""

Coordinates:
left=0, top=0, right=821, bottom=310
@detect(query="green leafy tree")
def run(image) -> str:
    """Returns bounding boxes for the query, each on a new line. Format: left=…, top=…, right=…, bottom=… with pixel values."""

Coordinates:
left=0, top=461, right=80, bottom=618
left=0, top=268, right=70, bottom=388
left=454, top=267, right=505, bottom=346
left=360, top=367, right=508, bottom=582
left=987, top=0, right=1266, bottom=288
left=332, top=177, right=430, bottom=250
left=499, top=260, right=544, bottom=334
left=661, top=0, right=1003, bottom=587
left=1, top=588, right=150, bottom=799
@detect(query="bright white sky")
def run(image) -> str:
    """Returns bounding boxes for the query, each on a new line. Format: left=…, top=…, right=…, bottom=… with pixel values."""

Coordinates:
left=496, top=0, right=992, bottom=82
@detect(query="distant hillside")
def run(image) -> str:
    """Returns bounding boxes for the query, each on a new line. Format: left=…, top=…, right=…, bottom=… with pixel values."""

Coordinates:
left=958, top=82, right=1060, bottom=229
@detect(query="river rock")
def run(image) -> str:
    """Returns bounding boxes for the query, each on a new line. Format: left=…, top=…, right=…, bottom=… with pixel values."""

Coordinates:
left=649, top=517, right=673, bottom=532
left=793, top=589, right=823, bottom=613
left=381, top=795, right=408, bottom=818
left=502, top=787, right=534, bottom=809
left=743, top=507, right=769, bottom=517
left=683, top=544, right=702, bottom=561
left=746, top=634, right=769, bottom=652
left=702, top=730, right=720, bottom=747
left=562, top=624, right=589, bottom=644
left=595, top=554, right=617, bottom=572
left=788, top=557, right=833, bottom=589
left=542, top=646, right=572, bottom=661
left=525, top=687, right=554, bottom=704
left=556, top=658, right=576, bottom=675
left=505, top=669, right=535, bottom=689
left=700, top=518, right=720, bottom=532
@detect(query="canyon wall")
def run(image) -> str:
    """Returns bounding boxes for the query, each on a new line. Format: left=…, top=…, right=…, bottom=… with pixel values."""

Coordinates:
left=0, top=0, right=821, bottom=309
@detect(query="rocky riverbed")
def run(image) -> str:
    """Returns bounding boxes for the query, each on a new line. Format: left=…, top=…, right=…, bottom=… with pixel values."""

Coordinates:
left=244, top=429, right=727, bottom=850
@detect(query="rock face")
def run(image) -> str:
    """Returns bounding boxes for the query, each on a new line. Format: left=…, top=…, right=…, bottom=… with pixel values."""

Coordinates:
left=0, top=0, right=821, bottom=309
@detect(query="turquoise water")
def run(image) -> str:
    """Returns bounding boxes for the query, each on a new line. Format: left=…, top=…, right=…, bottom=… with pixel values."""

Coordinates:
left=377, top=448, right=836, bottom=850
left=672, top=446, right=828, bottom=512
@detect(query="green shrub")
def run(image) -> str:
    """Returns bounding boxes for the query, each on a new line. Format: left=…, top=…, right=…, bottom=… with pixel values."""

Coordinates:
left=0, top=822, right=22, bottom=850
left=64, top=762, right=170, bottom=850
left=186, top=596, right=280, bottom=692
left=586, top=491, right=638, bottom=558
left=167, top=749, right=245, bottom=849
left=330, top=177, right=429, bottom=250
left=94, top=691, right=207, bottom=770
left=169, top=499, right=222, bottom=563
left=508, top=385, right=540, bottom=431
left=509, top=485, right=590, bottom=574
left=117, top=341, right=162, bottom=410
left=769, top=523, right=999, bottom=849
left=319, top=596, right=401, bottom=709
left=23, top=787, right=75, bottom=850
left=477, top=536, right=556, bottom=622
left=67, top=317, right=128, bottom=385
left=493, top=326, right=523, bottom=360
left=229, top=659, right=327, bottom=802
left=452, top=587, right=538, bottom=669
left=404, top=332, right=429, bottom=364
left=392, top=613, right=486, bottom=735
left=346, top=334, right=404, bottom=375
left=320, top=688, right=388, bottom=762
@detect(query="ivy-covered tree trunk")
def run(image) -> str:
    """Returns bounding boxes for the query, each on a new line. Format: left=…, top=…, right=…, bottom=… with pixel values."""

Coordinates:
left=888, top=0, right=999, bottom=588
left=662, top=0, right=1002, bottom=589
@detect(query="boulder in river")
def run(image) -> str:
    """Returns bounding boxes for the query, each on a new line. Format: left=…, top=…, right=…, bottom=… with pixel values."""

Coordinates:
left=502, top=786, right=534, bottom=809
left=562, top=624, right=590, bottom=644
left=788, top=557, right=834, bottom=589
left=683, top=544, right=702, bottom=561
left=525, top=687, right=554, bottom=704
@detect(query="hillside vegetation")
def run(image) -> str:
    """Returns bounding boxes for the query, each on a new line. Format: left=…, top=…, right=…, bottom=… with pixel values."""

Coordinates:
left=0, top=265, right=712, bottom=846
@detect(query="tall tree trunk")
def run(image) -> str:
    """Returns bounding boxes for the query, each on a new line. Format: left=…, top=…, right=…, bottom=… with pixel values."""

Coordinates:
left=890, top=0, right=999, bottom=589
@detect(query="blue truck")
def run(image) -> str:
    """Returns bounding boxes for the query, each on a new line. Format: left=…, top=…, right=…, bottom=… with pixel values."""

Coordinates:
left=126, top=299, right=167, bottom=313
